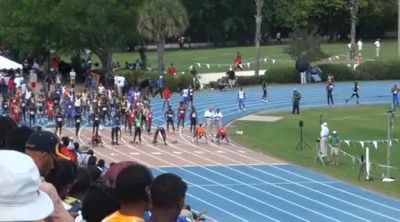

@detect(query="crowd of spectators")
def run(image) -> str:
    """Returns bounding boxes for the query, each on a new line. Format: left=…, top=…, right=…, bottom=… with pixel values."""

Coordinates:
left=0, top=115, right=208, bottom=222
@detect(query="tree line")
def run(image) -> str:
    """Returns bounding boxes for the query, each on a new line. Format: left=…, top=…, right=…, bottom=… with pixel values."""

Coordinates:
left=0, top=0, right=397, bottom=74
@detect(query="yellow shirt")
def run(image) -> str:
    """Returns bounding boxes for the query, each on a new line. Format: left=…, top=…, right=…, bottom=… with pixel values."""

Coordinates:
left=102, top=211, right=144, bottom=222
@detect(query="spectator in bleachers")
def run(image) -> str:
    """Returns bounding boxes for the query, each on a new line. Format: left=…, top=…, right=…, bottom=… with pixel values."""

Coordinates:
left=0, top=116, right=18, bottom=149
left=150, top=173, right=188, bottom=222
left=69, top=168, right=92, bottom=203
left=4, top=125, right=34, bottom=153
left=0, top=150, right=54, bottom=222
left=25, top=130, right=75, bottom=222
left=102, top=164, right=153, bottom=222
left=46, top=159, right=77, bottom=199
left=82, top=183, right=120, bottom=222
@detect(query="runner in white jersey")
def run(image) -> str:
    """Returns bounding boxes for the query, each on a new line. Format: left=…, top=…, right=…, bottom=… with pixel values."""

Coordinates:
left=181, top=87, right=189, bottom=105
left=238, top=87, right=246, bottom=111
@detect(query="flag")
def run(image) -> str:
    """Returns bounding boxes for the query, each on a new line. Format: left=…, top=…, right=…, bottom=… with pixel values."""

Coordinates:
left=359, top=141, right=364, bottom=148
left=343, top=140, right=350, bottom=146
left=197, top=63, right=201, bottom=67
left=206, top=64, right=210, bottom=69
left=372, top=141, right=378, bottom=149
left=272, top=59, right=276, bottom=64
left=264, top=58, right=267, bottom=62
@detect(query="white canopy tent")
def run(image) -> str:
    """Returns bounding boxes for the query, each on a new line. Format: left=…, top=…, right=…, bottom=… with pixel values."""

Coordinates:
left=0, top=55, right=22, bottom=70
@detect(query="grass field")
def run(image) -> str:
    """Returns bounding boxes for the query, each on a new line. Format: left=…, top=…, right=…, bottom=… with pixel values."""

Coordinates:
left=106, top=40, right=399, bottom=74
left=229, top=105, right=400, bottom=198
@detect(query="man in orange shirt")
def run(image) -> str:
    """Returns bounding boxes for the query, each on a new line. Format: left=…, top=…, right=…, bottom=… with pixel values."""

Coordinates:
left=193, top=124, right=207, bottom=144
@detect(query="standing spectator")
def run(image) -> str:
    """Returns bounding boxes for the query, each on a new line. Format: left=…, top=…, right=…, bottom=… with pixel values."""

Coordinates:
left=133, top=112, right=143, bottom=144
left=176, top=102, right=186, bottom=129
left=214, top=108, right=223, bottom=129
left=203, top=107, right=213, bottom=137
left=357, top=39, right=363, bottom=55
left=374, top=38, right=381, bottom=58
left=292, top=89, right=302, bottom=114
left=238, top=87, right=246, bottom=111
left=188, top=84, right=194, bottom=108
left=178, top=35, right=185, bottom=49
left=233, top=51, right=242, bottom=71
left=326, top=82, right=334, bottom=107
left=226, top=67, right=236, bottom=88
left=165, top=105, right=175, bottom=133
left=168, top=63, right=177, bottom=77
left=330, top=130, right=341, bottom=166
left=327, top=73, right=335, bottom=84
left=0, top=150, right=54, bottom=222
left=102, top=164, right=153, bottom=222
left=276, top=32, right=281, bottom=43
left=391, top=84, right=399, bottom=109
left=25, top=130, right=74, bottom=222
left=189, top=107, right=198, bottom=133
left=150, top=173, right=188, bottom=222
left=153, top=76, right=164, bottom=99
left=181, top=86, right=189, bottom=105
left=346, top=81, right=360, bottom=104
left=262, top=81, right=268, bottom=102
left=29, top=70, right=38, bottom=91
left=319, top=122, right=330, bottom=159
left=69, top=68, right=76, bottom=87
left=162, top=87, right=172, bottom=110
left=111, top=112, right=120, bottom=145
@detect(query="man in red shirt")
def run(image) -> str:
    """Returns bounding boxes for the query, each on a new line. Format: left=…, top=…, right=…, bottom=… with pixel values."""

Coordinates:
left=162, top=87, right=172, bottom=110
left=168, top=63, right=177, bottom=77
left=234, top=51, right=242, bottom=71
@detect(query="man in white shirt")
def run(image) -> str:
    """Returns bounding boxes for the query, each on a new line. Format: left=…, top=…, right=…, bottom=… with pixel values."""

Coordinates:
left=374, top=38, right=381, bottom=58
left=319, top=122, right=329, bottom=158
left=213, top=108, right=223, bottom=129
left=357, top=39, right=363, bottom=55
left=204, top=107, right=214, bottom=136
left=69, top=68, right=76, bottom=87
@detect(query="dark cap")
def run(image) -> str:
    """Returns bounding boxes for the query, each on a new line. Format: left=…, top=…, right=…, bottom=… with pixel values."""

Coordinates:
left=25, top=131, right=69, bottom=160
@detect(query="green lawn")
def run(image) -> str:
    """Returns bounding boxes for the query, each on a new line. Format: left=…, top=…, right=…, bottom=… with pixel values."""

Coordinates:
left=107, top=40, right=399, bottom=74
left=229, top=105, right=400, bottom=198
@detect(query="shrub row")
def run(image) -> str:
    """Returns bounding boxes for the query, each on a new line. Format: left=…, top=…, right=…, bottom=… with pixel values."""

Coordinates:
left=116, top=69, right=194, bottom=92
left=117, top=60, right=400, bottom=90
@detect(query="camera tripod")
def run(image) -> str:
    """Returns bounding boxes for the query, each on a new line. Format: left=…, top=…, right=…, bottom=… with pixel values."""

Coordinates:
left=295, top=121, right=312, bottom=150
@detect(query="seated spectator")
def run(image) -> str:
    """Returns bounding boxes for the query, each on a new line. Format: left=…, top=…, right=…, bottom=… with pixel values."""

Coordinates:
left=0, top=150, right=54, bottom=221
left=46, top=159, right=77, bottom=200
left=87, top=165, right=102, bottom=182
left=25, top=130, right=75, bottom=222
left=104, top=161, right=137, bottom=186
left=82, top=183, right=120, bottom=222
left=102, top=164, right=154, bottom=222
left=68, top=168, right=92, bottom=203
left=0, top=116, right=18, bottom=149
left=97, top=159, right=109, bottom=174
left=4, top=126, right=34, bottom=153
left=150, top=173, right=188, bottom=222
left=179, top=205, right=207, bottom=222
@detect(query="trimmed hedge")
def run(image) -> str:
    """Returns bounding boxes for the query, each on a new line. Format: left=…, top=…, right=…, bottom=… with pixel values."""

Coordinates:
left=116, top=69, right=193, bottom=92
left=117, top=60, right=400, bottom=90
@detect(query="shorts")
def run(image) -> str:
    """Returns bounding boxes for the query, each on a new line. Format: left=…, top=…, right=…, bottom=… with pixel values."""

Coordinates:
left=30, top=82, right=36, bottom=89
left=331, top=147, right=339, bottom=156
left=182, top=96, right=188, bottom=103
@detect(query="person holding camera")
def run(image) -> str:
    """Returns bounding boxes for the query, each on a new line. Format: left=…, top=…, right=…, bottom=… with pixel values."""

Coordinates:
left=291, top=89, right=302, bottom=114
left=319, top=122, right=329, bottom=159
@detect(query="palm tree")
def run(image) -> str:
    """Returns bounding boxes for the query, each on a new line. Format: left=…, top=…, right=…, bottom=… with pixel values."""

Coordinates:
left=254, top=0, right=264, bottom=76
left=137, top=0, right=189, bottom=74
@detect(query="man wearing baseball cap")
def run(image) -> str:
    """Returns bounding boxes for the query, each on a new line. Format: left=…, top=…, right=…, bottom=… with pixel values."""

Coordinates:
left=330, top=130, right=341, bottom=166
left=0, top=150, right=54, bottom=221
left=25, top=130, right=74, bottom=222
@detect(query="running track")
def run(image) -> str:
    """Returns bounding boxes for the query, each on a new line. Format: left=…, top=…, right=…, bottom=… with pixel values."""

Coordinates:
left=29, top=80, right=400, bottom=221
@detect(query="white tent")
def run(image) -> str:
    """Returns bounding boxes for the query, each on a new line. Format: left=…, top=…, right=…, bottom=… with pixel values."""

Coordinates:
left=0, top=55, right=22, bottom=70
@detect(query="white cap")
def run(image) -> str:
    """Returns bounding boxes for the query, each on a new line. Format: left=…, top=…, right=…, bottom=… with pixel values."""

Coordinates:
left=333, top=130, right=337, bottom=134
left=0, top=150, right=54, bottom=221
left=322, top=122, right=328, bottom=126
